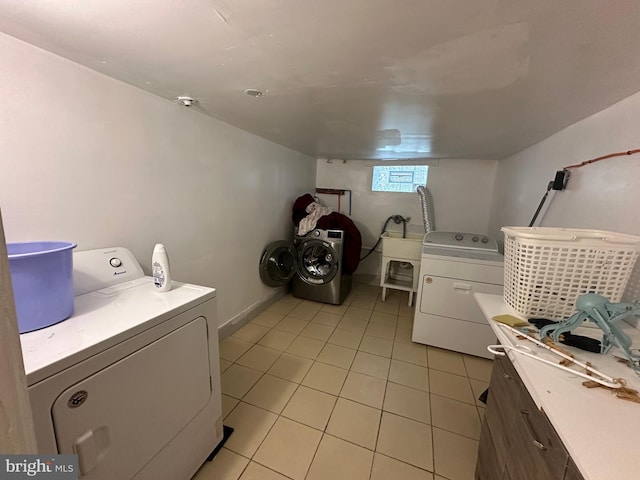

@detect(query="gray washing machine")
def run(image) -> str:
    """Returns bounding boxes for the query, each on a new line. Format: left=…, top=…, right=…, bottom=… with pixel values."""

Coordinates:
left=259, top=228, right=352, bottom=305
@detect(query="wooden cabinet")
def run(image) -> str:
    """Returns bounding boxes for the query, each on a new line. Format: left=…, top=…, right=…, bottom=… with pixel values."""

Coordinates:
left=476, top=420, right=505, bottom=480
left=476, top=354, right=585, bottom=480
left=564, top=459, right=584, bottom=480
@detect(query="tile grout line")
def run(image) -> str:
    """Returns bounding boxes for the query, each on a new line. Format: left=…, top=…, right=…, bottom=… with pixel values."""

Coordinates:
left=370, top=374, right=390, bottom=479
left=427, top=357, right=437, bottom=479
left=462, top=357, right=485, bottom=424
left=219, top=287, right=487, bottom=480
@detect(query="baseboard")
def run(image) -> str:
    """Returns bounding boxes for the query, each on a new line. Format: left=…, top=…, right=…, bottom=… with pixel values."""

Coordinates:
left=218, top=287, right=287, bottom=339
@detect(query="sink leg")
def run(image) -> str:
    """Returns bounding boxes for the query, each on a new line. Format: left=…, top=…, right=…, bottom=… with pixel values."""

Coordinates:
left=381, top=286, right=386, bottom=302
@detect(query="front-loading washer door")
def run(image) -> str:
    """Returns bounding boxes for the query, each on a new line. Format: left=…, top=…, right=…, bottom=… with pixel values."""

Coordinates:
left=259, top=240, right=297, bottom=287
left=297, top=239, right=339, bottom=285
left=51, top=318, right=211, bottom=479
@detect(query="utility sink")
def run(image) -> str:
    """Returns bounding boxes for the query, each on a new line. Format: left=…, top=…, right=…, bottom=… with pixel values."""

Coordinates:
left=380, top=231, right=423, bottom=261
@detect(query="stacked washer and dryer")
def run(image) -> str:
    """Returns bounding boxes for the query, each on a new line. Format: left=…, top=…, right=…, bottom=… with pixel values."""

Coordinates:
left=260, top=228, right=352, bottom=305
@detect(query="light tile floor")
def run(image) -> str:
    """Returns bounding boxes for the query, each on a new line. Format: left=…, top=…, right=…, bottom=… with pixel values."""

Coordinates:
left=192, top=284, right=493, bottom=480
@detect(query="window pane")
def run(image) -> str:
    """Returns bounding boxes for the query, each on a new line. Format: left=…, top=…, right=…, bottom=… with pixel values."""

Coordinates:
left=371, top=165, right=429, bottom=193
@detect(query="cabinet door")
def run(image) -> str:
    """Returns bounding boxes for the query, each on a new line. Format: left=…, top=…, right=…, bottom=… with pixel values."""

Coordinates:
left=479, top=354, right=582, bottom=480
left=506, top=386, right=569, bottom=480
left=475, top=419, right=506, bottom=480
left=484, top=354, right=522, bottom=467
left=502, top=466, right=513, bottom=480
left=563, top=458, right=585, bottom=480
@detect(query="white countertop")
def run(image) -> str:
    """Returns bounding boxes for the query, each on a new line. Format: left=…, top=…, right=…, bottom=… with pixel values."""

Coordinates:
left=475, top=293, right=640, bottom=480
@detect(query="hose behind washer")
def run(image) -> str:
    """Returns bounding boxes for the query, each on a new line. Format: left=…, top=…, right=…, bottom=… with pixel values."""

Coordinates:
left=360, top=215, right=407, bottom=261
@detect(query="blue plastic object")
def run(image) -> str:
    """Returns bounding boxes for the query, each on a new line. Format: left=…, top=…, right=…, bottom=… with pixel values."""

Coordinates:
left=7, top=241, right=77, bottom=333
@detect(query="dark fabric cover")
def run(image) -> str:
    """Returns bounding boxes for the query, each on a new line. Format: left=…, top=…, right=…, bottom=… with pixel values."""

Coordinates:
left=292, top=194, right=316, bottom=225
left=292, top=194, right=362, bottom=274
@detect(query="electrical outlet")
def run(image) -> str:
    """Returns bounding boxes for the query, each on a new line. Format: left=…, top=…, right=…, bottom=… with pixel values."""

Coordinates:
left=552, top=170, right=570, bottom=190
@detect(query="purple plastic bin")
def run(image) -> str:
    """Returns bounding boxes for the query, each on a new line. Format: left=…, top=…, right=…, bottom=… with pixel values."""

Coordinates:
left=7, top=241, right=77, bottom=333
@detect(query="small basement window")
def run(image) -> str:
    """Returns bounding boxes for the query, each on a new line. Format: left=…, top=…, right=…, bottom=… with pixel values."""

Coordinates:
left=371, top=165, right=429, bottom=193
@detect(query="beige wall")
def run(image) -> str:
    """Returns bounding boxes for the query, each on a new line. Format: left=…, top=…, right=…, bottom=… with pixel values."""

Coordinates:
left=489, top=90, right=640, bottom=305
left=0, top=32, right=316, bottom=327
left=316, top=158, right=498, bottom=280
left=489, top=91, right=640, bottom=239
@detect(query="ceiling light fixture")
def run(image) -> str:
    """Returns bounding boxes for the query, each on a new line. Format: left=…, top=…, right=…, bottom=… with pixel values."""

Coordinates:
left=243, top=88, right=263, bottom=98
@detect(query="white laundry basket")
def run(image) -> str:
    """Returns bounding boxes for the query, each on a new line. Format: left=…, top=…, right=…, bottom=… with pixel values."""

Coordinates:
left=501, top=227, right=640, bottom=320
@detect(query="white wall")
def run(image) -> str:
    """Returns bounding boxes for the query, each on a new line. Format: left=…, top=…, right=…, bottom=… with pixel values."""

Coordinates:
left=316, top=158, right=498, bottom=280
left=489, top=91, right=640, bottom=238
left=0, top=33, right=316, bottom=327
left=489, top=91, right=640, bottom=304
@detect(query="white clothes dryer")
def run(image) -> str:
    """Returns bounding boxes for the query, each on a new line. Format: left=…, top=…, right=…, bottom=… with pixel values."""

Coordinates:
left=413, top=232, right=504, bottom=359
left=20, top=247, right=224, bottom=480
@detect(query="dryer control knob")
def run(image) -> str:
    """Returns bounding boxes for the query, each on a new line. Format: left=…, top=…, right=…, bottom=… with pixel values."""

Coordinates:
left=481, top=237, right=489, bottom=243
left=110, top=257, right=123, bottom=268
left=454, top=233, right=464, bottom=241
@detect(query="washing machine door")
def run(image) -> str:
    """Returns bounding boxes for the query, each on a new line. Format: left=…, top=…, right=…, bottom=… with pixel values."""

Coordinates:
left=259, top=240, right=298, bottom=287
left=297, top=239, right=339, bottom=285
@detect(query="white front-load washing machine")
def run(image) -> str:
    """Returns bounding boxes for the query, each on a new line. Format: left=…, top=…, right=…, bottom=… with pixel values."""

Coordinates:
left=20, top=247, right=224, bottom=480
left=259, top=229, right=351, bottom=305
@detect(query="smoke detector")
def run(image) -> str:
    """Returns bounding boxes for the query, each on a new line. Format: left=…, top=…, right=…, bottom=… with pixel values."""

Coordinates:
left=243, top=88, right=263, bottom=98
left=176, top=96, right=196, bottom=107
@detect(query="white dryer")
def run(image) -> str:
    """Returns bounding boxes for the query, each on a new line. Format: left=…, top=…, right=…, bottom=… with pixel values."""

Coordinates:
left=20, top=247, right=223, bottom=480
left=412, top=232, right=504, bottom=359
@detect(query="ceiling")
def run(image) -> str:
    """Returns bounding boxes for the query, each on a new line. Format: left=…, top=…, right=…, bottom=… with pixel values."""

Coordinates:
left=2, top=0, right=640, bottom=160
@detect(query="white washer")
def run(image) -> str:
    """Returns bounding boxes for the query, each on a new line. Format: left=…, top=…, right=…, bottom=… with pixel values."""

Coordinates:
left=20, top=247, right=223, bottom=480
left=412, top=232, right=504, bottom=359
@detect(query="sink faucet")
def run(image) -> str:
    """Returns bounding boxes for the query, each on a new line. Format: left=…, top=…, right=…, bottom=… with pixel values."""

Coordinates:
left=391, top=215, right=409, bottom=238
